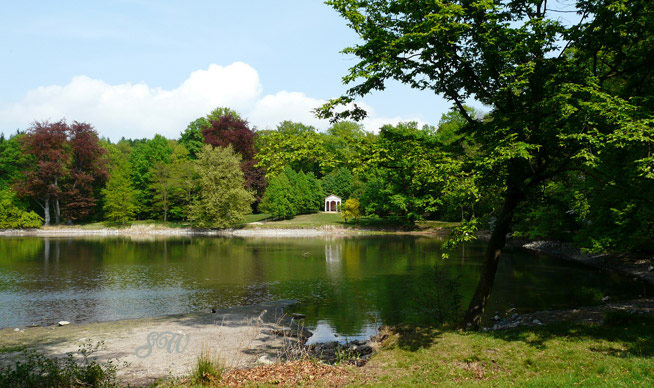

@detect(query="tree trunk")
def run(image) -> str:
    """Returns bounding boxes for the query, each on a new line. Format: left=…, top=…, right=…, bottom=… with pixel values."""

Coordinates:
left=44, top=196, right=51, bottom=226
left=55, top=198, right=61, bottom=225
left=461, top=188, right=523, bottom=330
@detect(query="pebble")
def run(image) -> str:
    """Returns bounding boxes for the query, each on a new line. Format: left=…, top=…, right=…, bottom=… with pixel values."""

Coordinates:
left=58, top=321, right=70, bottom=326
left=602, top=296, right=610, bottom=302
left=648, top=265, right=654, bottom=272
left=511, top=313, right=519, bottom=319
left=292, top=313, right=306, bottom=320
left=14, top=328, right=20, bottom=332
left=532, top=319, right=543, bottom=325
left=492, top=315, right=501, bottom=321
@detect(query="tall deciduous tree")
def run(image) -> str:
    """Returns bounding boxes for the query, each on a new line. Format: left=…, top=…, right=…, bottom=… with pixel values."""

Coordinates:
left=189, top=145, right=254, bottom=228
left=129, top=134, right=172, bottom=218
left=62, top=122, right=108, bottom=222
left=102, top=166, right=139, bottom=224
left=16, top=121, right=70, bottom=225
left=320, top=0, right=654, bottom=329
left=200, top=109, right=266, bottom=209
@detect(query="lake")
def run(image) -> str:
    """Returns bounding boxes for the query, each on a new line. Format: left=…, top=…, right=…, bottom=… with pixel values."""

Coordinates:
left=0, top=236, right=649, bottom=341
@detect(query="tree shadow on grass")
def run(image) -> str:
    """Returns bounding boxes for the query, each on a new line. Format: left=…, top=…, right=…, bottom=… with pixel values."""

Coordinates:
left=483, top=313, right=654, bottom=358
left=390, top=324, right=443, bottom=351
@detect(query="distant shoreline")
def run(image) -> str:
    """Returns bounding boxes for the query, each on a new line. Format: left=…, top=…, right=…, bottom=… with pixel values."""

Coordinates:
left=0, top=225, right=447, bottom=238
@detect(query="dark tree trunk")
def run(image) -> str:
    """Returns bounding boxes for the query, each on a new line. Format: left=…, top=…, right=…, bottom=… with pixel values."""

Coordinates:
left=461, top=188, right=523, bottom=330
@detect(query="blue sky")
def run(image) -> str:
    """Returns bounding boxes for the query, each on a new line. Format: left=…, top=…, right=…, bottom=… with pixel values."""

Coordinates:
left=0, top=0, right=458, bottom=140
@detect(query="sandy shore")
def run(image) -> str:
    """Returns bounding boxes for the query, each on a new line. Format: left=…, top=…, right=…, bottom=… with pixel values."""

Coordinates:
left=0, top=300, right=308, bottom=387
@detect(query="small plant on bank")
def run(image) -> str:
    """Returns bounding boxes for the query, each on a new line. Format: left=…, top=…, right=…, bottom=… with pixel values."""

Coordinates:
left=190, top=348, right=224, bottom=385
left=0, top=341, right=117, bottom=388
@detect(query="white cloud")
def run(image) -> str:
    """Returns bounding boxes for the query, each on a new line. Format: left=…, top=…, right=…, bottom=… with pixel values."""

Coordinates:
left=0, top=62, right=424, bottom=140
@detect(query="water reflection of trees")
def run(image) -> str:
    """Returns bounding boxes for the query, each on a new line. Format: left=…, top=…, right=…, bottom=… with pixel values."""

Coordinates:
left=1, top=236, right=649, bottom=332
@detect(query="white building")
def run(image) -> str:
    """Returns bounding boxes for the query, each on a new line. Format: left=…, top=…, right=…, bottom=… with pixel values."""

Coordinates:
left=324, top=195, right=341, bottom=212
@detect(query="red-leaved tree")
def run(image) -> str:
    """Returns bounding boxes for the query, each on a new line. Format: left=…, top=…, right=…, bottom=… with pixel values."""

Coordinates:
left=16, top=121, right=70, bottom=225
left=63, top=122, right=108, bottom=222
left=17, top=120, right=107, bottom=225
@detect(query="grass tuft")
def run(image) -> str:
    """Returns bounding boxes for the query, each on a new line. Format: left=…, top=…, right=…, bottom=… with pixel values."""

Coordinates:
left=189, top=349, right=223, bottom=386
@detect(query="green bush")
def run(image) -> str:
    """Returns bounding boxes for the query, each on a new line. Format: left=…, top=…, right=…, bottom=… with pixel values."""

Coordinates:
left=0, top=341, right=117, bottom=388
left=0, top=188, right=42, bottom=229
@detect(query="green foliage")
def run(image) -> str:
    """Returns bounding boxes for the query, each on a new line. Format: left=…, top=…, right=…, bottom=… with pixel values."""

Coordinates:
left=179, top=117, right=208, bottom=159
left=0, top=188, right=43, bottom=229
left=188, top=145, right=253, bottom=228
left=341, top=198, right=361, bottom=223
left=0, top=133, right=28, bottom=188
left=261, top=168, right=324, bottom=219
left=321, top=0, right=654, bottom=257
left=149, top=142, right=194, bottom=222
left=128, top=134, right=172, bottom=218
left=0, top=341, right=117, bottom=388
left=321, top=167, right=354, bottom=199
left=102, top=163, right=139, bottom=224
left=260, top=171, right=297, bottom=220
left=256, top=122, right=331, bottom=177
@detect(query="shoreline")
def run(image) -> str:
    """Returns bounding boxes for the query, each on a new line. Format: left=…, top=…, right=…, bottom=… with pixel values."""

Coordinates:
left=0, top=300, right=309, bottom=387
left=509, top=238, right=654, bottom=286
left=0, top=224, right=449, bottom=238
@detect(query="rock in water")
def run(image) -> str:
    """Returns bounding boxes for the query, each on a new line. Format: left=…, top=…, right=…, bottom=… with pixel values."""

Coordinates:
left=58, top=321, right=70, bottom=326
left=292, top=313, right=306, bottom=320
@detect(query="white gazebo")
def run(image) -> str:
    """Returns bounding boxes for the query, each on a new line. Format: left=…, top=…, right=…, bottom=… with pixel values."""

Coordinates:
left=324, top=195, right=342, bottom=212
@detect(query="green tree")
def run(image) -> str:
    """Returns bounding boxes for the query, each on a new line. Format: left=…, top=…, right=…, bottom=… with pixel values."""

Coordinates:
left=149, top=142, right=192, bottom=222
left=189, top=145, right=253, bottom=228
left=261, top=172, right=297, bottom=219
left=129, top=134, right=172, bottom=218
left=321, top=167, right=354, bottom=199
left=320, top=0, right=654, bottom=329
left=342, top=198, right=361, bottom=223
left=179, top=117, right=208, bottom=159
left=102, top=165, right=139, bottom=224
left=256, top=122, right=331, bottom=177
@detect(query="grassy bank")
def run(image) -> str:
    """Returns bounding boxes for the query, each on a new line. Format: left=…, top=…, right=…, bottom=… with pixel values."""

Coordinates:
left=363, top=317, right=654, bottom=387
left=3, top=313, right=652, bottom=387
left=167, top=315, right=653, bottom=387
left=243, top=212, right=459, bottom=230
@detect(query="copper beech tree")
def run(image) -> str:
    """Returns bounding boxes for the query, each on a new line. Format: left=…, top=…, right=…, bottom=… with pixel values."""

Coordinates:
left=17, top=120, right=108, bottom=225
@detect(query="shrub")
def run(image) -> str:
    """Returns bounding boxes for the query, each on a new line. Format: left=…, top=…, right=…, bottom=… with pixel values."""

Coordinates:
left=0, top=188, right=42, bottom=229
left=0, top=341, right=117, bottom=388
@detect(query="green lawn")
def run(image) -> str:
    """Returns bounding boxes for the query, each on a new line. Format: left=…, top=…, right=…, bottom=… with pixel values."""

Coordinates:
left=242, top=212, right=460, bottom=230
left=359, top=317, right=654, bottom=387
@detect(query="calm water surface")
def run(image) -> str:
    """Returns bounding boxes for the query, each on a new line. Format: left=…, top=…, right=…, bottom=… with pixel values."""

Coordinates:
left=0, top=236, right=649, bottom=340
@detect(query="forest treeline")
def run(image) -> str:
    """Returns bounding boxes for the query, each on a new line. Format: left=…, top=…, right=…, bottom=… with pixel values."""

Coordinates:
left=0, top=102, right=651, bottom=253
